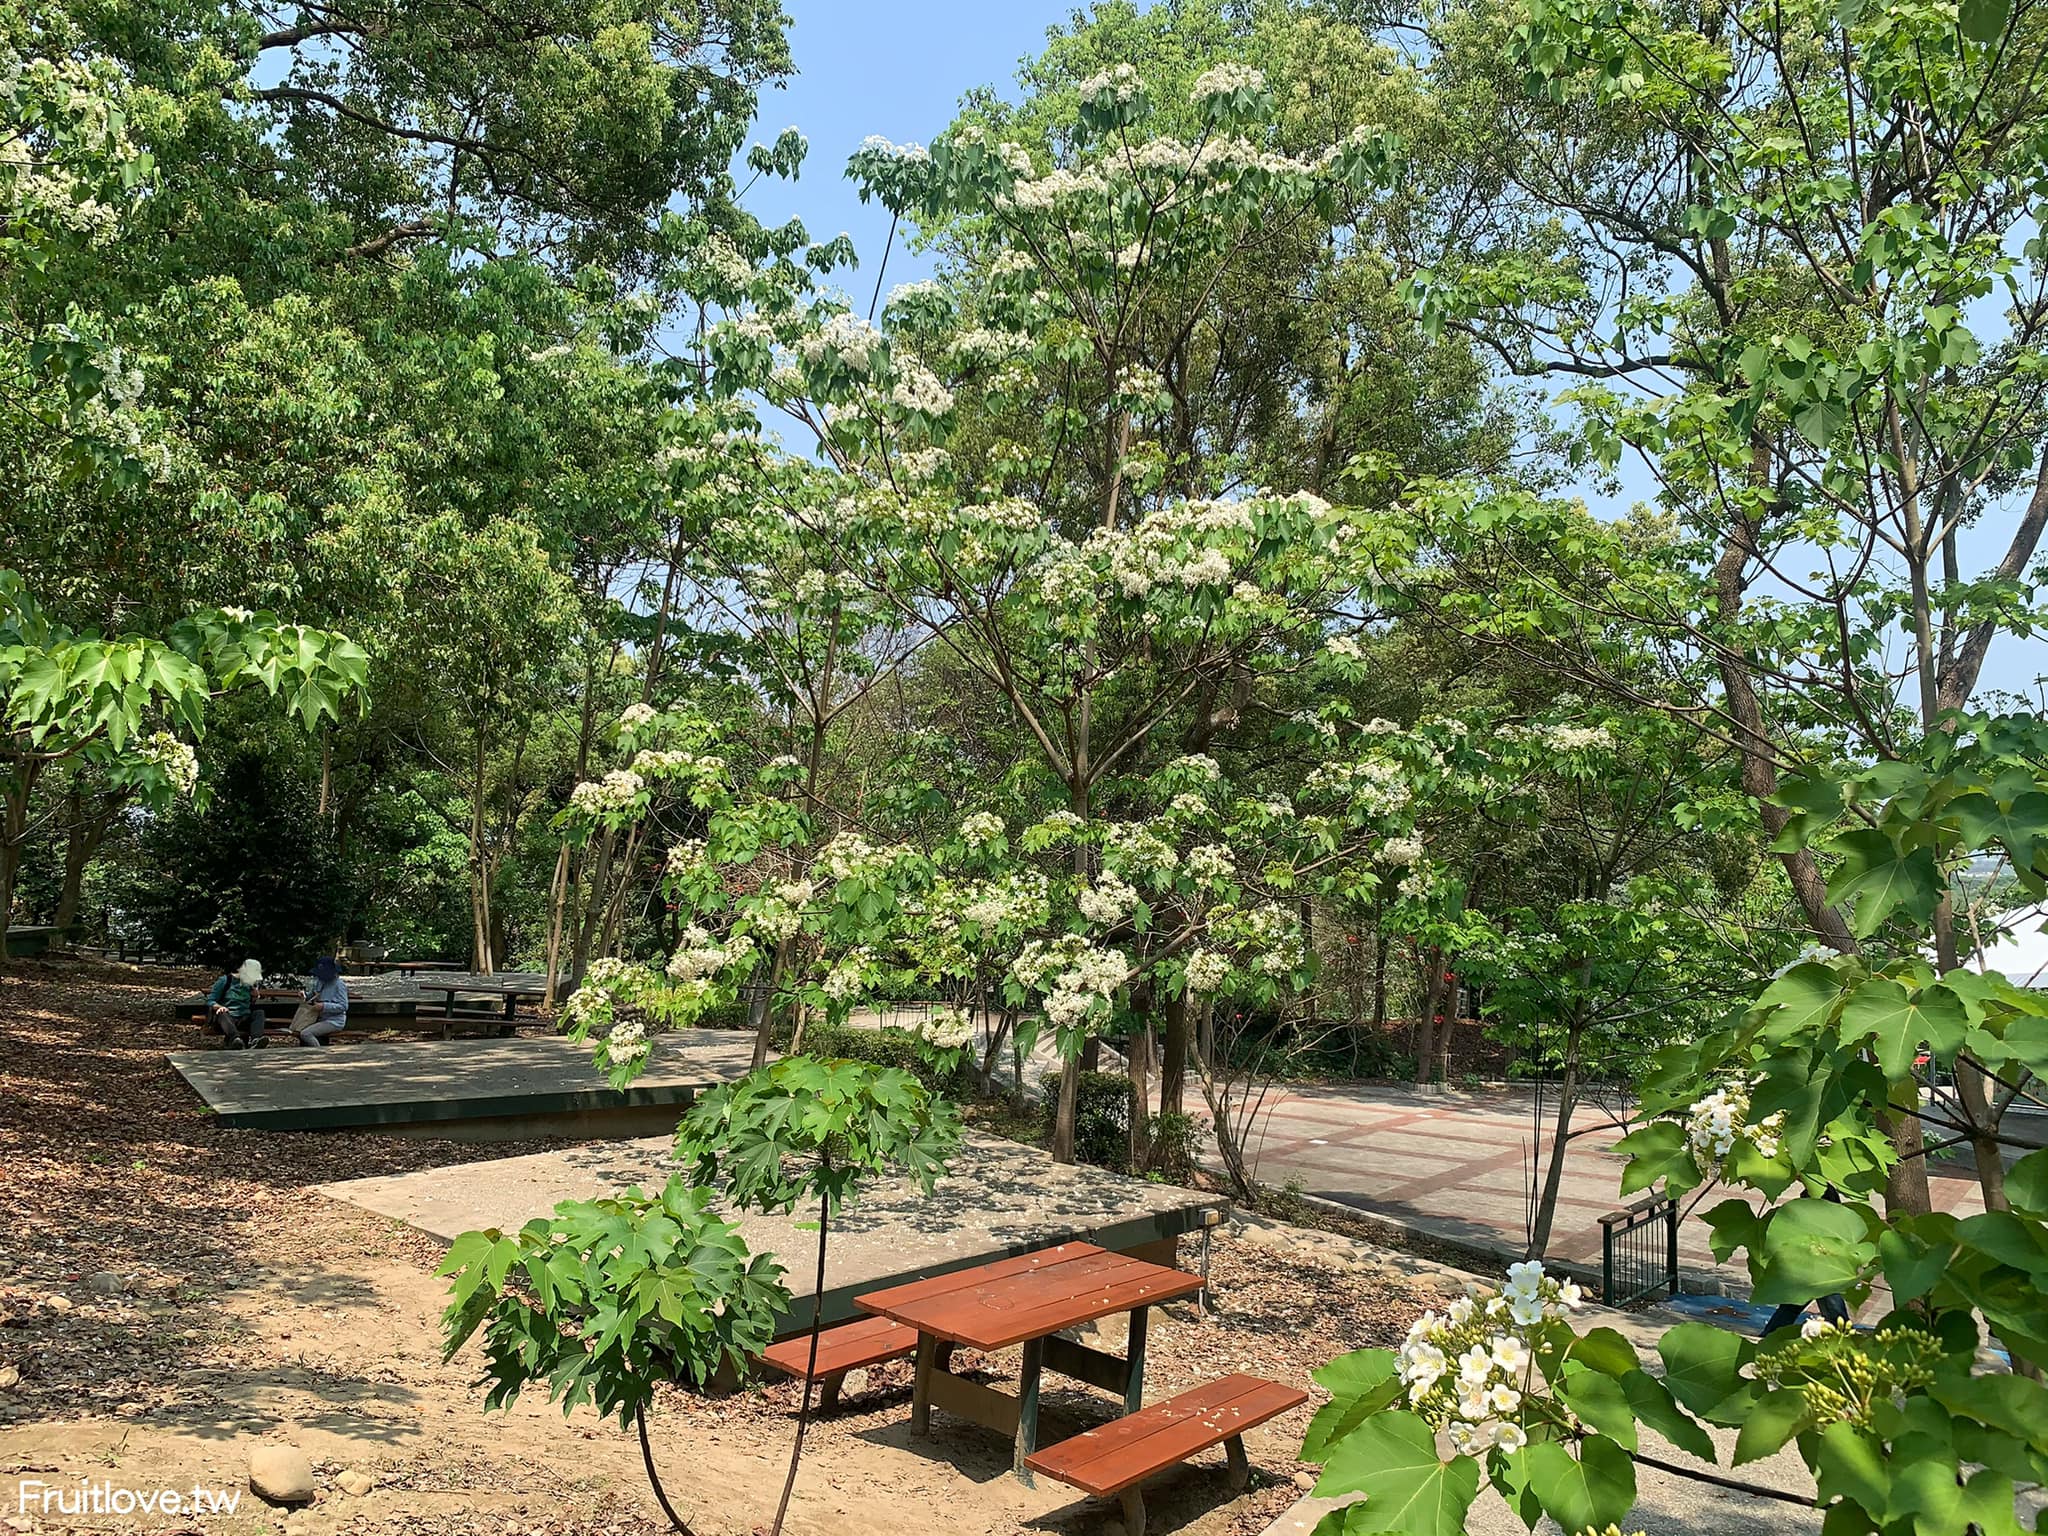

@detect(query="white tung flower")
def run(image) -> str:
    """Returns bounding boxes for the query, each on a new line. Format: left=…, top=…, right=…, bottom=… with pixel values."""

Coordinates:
left=1189, top=62, right=1265, bottom=103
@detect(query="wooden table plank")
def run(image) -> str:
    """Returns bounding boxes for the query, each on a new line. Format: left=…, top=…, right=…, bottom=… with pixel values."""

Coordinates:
left=859, top=1244, right=1200, bottom=1351
left=857, top=1241, right=1102, bottom=1312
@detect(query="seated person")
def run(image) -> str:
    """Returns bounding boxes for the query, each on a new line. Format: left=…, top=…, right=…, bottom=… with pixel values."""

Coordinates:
left=207, top=959, right=267, bottom=1049
left=298, top=957, right=348, bottom=1046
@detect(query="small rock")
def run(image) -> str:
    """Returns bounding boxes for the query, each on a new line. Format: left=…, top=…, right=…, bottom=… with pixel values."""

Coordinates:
left=1293, top=1471, right=1318, bottom=1491
left=85, top=1271, right=125, bottom=1298
left=0, top=1365, right=19, bottom=1390
left=42, top=1295, right=71, bottom=1313
left=248, top=1443, right=316, bottom=1504
left=837, top=1369, right=869, bottom=1399
left=336, top=1468, right=375, bottom=1497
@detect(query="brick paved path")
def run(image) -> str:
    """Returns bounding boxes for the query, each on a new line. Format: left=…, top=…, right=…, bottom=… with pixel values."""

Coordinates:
left=1244, top=1082, right=1986, bottom=1287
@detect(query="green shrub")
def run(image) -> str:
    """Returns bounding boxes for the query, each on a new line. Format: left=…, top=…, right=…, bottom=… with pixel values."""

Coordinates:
left=1141, top=1110, right=1200, bottom=1183
left=777, top=1019, right=966, bottom=1096
left=1040, top=1069, right=1135, bottom=1171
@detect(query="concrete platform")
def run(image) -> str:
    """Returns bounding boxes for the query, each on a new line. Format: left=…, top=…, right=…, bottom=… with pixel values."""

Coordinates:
left=322, top=1132, right=1225, bottom=1331
left=166, top=1033, right=757, bottom=1135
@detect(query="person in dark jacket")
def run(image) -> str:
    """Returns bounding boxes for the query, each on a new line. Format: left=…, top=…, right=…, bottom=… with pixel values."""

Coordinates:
left=207, top=958, right=267, bottom=1049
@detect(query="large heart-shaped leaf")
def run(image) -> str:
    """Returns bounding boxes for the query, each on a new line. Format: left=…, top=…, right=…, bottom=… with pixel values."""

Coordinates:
left=1313, top=1410, right=1481, bottom=1536
left=1752, top=1198, right=1874, bottom=1304
left=1525, top=1435, right=1636, bottom=1533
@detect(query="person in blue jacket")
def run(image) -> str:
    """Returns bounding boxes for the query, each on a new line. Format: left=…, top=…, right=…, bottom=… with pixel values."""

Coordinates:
left=297, top=956, right=348, bottom=1046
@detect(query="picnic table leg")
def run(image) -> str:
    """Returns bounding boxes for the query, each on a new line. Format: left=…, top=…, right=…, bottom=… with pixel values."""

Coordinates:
left=910, top=1333, right=938, bottom=1436
left=1119, top=1488, right=1147, bottom=1536
left=1124, top=1304, right=1150, bottom=1414
left=1014, top=1336, right=1045, bottom=1484
left=1225, top=1434, right=1249, bottom=1490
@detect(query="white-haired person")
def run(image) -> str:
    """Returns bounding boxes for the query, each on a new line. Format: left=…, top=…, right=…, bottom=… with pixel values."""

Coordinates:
left=206, top=957, right=269, bottom=1049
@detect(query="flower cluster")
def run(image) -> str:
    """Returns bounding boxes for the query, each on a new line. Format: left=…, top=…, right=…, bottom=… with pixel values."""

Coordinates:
left=667, top=926, right=751, bottom=984
left=568, top=769, right=644, bottom=817
left=1012, top=936, right=1128, bottom=1029
left=818, top=831, right=905, bottom=882
left=1397, top=1263, right=1584, bottom=1458
left=1685, top=1083, right=1783, bottom=1174
left=959, top=811, right=1005, bottom=847
left=959, top=870, right=1051, bottom=930
left=1028, top=809, right=1086, bottom=843
left=1380, top=835, right=1424, bottom=867
left=1189, top=62, right=1265, bottom=102
left=1303, top=757, right=1411, bottom=819
left=1102, top=499, right=1254, bottom=596
left=1245, top=902, right=1306, bottom=976
left=140, top=731, right=199, bottom=796
left=1102, top=820, right=1180, bottom=876
left=822, top=947, right=872, bottom=1003
left=1076, top=871, right=1140, bottom=926
left=798, top=311, right=881, bottom=374
left=665, top=839, right=706, bottom=878
left=1186, top=843, right=1235, bottom=886
left=1079, top=62, right=1143, bottom=103
left=618, top=702, right=658, bottom=732
left=916, top=1006, right=975, bottom=1052
left=1185, top=948, right=1231, bottom=994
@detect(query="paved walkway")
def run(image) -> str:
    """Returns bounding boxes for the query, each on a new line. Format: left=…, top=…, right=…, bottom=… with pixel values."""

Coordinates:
left=1243, top=1082, right=1986, bottom=1288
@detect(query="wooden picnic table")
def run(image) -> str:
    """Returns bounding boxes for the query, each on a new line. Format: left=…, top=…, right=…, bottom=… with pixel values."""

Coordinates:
left=348, top=958, right=461, bottom=975
left=856, top=1241, right=1205, bottom=1482
left=416, top=974, right=547, bottom=1023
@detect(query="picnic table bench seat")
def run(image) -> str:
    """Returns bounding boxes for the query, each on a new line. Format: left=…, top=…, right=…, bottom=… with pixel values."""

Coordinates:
left=757, top=1316, right=924, bottom=1409
left=1023, top=1374, right=1308, bottom=1536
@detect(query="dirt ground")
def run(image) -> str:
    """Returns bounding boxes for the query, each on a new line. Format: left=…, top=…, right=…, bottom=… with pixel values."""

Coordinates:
left=0, top=957, right=1427, bottom=1536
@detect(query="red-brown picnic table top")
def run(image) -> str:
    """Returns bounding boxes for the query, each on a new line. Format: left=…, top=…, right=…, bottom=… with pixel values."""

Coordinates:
left=855, top=1241, right=1204, bottom=1353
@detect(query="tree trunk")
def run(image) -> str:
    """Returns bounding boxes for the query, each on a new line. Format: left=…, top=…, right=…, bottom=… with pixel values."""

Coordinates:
left=750, top=940, right=790, bottom=1069
left=54, top=786, right=115, bottom=935
left=1160, top=992, right=1189, bottom=1117
left=468, top=733, right=494, bottom=974
left=0, top=762, right=43, bottom=946
left=1411, top=948, right=1448, bottom=1085
left=1527, top=1011, right=1585, bottom=1259
left=1052, top=1055, right=1080, bottom=1164
left=543, top=839, right=573, bottom=1004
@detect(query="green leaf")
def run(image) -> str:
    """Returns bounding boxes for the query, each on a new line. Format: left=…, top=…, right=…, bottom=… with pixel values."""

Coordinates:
left=1302, top=1348, right=1402, bottom=1461
left=1620, top=1369, right=1717, bottom=1462
left=1566, top=1326, right=1641, bottom=1379
left=1734, top=1388, right=1816, bottom=1465
left=1560, top=1369, right=1637, bottom=1450
left=1959, top=0, right=2010, bottom=42
left=1841, top=979, right=1968, bottom=1080
left=1753, top=1198, right=1874, bottom=1304
left=2004, top=1148, right=2048, bottom=1219
left=1823, top=829, right=1942, bottom=936
left=1615, top=1120, right=1696, bottom=1196
left=1754, top=961, right=1848, bottom=1044
left=1814, top=1422, right=1890, bottom=1517
left=1658, top=1322, right=1750, bottom=1419
left=1313, top=1410, right=1482, bottom=1536
left=1524, top=1435, right=1636, bottom=1534
left=1879, top=1216, right=1956, bottom=1302
left=1954, top=1210, right=2048, bottom=1275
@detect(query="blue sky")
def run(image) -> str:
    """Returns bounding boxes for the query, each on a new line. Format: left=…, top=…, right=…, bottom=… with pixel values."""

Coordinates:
left=736, top=6, right=1061, bottom=297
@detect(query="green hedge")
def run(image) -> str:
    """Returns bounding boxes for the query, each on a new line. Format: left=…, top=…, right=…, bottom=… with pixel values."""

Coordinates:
left=1039, top=1069, right=1136, bottom=1171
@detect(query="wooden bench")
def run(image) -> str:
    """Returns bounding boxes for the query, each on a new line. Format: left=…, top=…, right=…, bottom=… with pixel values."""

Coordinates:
left=1023, top=1374, right=1307, bottom=1536
left=757, top=1316, right=925, bottom=1410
